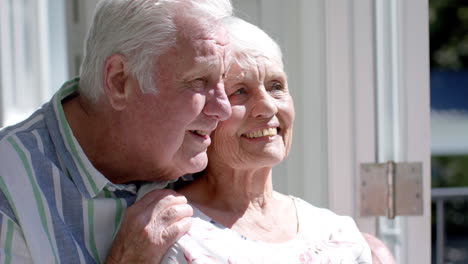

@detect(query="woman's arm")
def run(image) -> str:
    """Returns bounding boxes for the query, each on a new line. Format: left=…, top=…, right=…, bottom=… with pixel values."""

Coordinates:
left=362, top=232, right=396, bottom=264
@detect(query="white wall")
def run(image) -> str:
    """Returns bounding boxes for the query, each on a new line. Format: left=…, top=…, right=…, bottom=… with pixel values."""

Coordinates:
left=0, top=0, right=68, bottom=127
left=66, top=0, right=99, bottom=77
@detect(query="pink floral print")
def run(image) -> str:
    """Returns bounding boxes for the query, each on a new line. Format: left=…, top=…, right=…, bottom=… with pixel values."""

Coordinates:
left=161, top=197, right=372, bottom=264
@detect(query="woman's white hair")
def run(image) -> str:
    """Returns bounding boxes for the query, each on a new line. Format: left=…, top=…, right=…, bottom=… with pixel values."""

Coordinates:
left=222, top=16, right=283, bottom=71
left=79, top=0, right=233, bottom=103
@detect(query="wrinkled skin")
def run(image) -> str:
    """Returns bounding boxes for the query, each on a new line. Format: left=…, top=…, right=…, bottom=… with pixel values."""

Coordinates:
left=91, top=25, right=232, bottom=184
left=171, top=57, right=297, bottom=245
left=106, top=190, right=193, bottom=264
left=99, top=19, right=231, bottom=264
left=208, top=58, right=295, bottom=170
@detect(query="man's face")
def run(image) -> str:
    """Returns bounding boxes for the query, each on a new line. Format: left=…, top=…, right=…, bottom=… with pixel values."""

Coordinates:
left=124, top=23, right=231, bottom=181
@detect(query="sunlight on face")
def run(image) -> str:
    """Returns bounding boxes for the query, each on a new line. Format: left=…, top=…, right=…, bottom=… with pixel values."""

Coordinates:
left=121, top=22, right=232, bottom=180
left=207, top=57, right=295, bottom=170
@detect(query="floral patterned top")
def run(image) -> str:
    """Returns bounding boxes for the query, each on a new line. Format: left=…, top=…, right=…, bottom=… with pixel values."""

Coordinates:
left=161, top=197, right=372, bottom=264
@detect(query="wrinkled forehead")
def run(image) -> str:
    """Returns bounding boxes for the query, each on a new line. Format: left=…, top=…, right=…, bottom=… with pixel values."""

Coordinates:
left=165, top=19, right=231, bottom=80
left=173, top=17, right=231, bottom=62
left=174, top=35, right=230, bottom=67
left=226, top=56, right=285, bottom=81
left=174, top=13, right=230, bottom=45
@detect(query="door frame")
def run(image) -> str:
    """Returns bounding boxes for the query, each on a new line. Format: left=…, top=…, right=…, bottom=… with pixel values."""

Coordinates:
left=325, top=0, right=431, bottom=263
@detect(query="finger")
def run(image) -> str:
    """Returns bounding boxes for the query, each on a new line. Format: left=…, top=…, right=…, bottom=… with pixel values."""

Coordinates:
left=134, top=189, right=187, bottom=210
left=146, top=194, right=189, bottom=215
left=160, top=217, right=193, bottom=246
left=158, top=204, right=194, bottom=225
left=124, top=192, right=189, bottom=230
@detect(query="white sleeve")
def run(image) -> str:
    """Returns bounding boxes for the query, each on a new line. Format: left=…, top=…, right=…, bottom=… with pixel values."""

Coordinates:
left=330, top=215, right=373, bottom=263
left=294, top=197, right=373, bottom=263
left=161, top=242, right=188, bottom=264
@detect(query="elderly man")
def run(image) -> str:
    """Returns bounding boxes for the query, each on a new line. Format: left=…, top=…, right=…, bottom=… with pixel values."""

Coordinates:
left=0, top=0, right=232, bottom=263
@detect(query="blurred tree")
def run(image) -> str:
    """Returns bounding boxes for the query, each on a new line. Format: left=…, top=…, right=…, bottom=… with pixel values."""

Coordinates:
left=432, top=156, right=468, bottom=187
left=430, top=2, right=468, bottom=263
left=430, top=0, right=468, bottom=70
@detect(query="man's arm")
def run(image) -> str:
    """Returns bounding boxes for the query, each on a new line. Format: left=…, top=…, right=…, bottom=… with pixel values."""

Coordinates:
left=105, top=189, right=193, bottom=264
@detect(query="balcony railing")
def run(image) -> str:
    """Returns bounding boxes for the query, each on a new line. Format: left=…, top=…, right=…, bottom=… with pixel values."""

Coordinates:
left=432, top=187, right=468, bottom=264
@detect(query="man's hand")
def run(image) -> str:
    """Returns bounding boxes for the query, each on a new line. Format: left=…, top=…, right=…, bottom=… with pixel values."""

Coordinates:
left=106, top=189, right=193, bottom=264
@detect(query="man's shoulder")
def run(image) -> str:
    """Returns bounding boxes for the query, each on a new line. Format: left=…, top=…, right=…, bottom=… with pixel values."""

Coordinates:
left=0, top=106, right=56, bottom=176
left=0, top=107, right=50, bottom=143
left=0, top=77, right=81, bottom=151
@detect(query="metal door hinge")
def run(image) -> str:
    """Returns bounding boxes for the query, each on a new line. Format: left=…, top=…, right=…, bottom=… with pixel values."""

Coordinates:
left=360, top=161, right=423, bottom=219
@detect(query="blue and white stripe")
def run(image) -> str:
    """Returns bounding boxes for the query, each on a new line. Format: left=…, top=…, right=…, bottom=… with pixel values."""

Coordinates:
left=0, top=78, right=137, bottom=263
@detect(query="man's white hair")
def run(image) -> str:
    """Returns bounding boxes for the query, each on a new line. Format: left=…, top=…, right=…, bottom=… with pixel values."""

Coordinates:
left=222, top=16, right=284, bottom=71
left=79, top=0, right=233, bottom=103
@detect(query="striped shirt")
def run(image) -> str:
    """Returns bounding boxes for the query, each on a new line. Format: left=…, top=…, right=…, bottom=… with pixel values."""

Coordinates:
left=0, top=78, right=139, bottom=263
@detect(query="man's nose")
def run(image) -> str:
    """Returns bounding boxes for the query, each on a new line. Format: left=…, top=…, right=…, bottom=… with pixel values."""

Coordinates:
left=203, top=83, right=232, bottom=121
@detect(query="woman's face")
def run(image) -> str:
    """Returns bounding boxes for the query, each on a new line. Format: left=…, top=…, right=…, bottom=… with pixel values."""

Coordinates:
left=207, top=57, right=295, bottom=170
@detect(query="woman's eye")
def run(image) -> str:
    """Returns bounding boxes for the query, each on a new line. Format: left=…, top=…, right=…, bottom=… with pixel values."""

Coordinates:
left=270, top=81, right=283, bottom=91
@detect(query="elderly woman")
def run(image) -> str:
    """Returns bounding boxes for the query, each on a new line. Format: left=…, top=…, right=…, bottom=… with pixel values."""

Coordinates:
left=140, top=17, right=373, bottom=263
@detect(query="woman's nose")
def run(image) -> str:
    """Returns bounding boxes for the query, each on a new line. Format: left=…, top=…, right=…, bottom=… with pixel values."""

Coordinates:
left=250, top=90, right=278, bottom=118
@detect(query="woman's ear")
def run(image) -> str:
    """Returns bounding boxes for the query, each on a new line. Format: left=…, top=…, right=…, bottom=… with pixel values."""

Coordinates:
left=103, top=54, right=134, bottom=110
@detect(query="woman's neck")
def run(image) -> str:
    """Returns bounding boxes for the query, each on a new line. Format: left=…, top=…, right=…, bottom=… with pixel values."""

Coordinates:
left=178, top=164, right=298, bottom=243
left=186, top=165, right=275, bottom=213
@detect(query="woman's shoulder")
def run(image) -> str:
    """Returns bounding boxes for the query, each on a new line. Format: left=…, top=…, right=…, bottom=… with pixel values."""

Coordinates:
left=291, top=196, right=344, bottom=221
left=291, top=196, right=366, bottom=242
left=291, top=196, right=372, bottom=263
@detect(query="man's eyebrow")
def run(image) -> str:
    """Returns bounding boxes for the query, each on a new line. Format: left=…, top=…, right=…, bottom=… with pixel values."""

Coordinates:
left=181, top=61, right=221, bottom=80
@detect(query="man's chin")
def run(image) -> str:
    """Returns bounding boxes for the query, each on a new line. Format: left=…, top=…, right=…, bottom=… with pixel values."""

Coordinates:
left=185, top=152, right=209, bottom=174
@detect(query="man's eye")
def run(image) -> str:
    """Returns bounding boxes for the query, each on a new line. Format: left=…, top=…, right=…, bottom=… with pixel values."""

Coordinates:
left=191, top=78, right=206, bottom=90
left=232, top=88, right=246, bottom=95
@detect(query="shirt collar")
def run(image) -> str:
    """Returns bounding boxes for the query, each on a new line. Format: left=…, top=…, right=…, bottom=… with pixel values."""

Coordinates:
left=49, top=78, right=136, bottom=198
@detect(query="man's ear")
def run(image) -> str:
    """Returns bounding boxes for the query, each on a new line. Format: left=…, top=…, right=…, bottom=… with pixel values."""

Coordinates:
left=103, top=54, right=134, bottom=110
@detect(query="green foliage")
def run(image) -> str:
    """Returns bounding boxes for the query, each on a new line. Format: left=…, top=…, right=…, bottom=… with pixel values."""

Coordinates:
left=432, top=155, right=468, bottom=187
left=431, top=156, right=468, bottom=243
left=430, top=0, right=468, bottom=70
